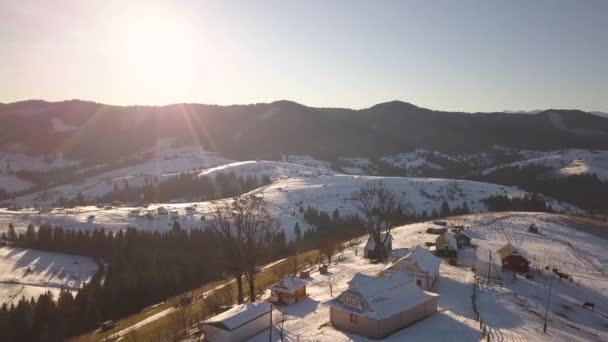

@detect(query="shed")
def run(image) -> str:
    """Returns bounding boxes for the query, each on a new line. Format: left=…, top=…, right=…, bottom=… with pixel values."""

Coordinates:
left=269, top=276, right=307, bottom=305
left=203, top=302, right=271, bottom=342
left=324, top=272, right=438, bottom=339
left=364, top=233, right=393, bottom=260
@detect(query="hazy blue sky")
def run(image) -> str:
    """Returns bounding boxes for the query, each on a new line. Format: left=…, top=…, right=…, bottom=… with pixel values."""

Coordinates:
left=1, top=0, right=607, bottom=111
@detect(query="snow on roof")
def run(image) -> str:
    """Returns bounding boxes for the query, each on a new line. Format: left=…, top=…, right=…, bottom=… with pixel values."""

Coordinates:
left=386, top=245, right=441, bottom=275
left=203, top=302, right=271, bottom=331
left=443, top=232, right=458, bottom=250
left=269, top=275, right=307, bottom=293
left=496, top=242, right=518, bottom=258
left=327, top=272, right=437, bottom=319
left=389, top=248, right=411, bottom=259
left=365, top=233, right=392, bottom=250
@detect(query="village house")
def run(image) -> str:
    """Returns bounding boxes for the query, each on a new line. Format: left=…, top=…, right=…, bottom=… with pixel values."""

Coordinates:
left=203, top=302, right=271, bottom=342
left=324, top=272, right=438, bottom=339
left=382, top=245, right=441, bottom=291
left=496, top=243, right=530, bottom=273
left=269, top=275, right=307, bottom=305
left=432, top=232, right=458, bottom=258
left=363, top=233, right=393, bottom=260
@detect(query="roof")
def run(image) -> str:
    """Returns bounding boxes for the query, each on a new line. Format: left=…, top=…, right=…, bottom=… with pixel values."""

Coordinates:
left=386, top=246, right=441, bottom=275
left=203, top=302, right=271, bottom=331
left=496, top=243, right=518, bottom=258
left=389, top=248, right=411, bottom=259
left=325, top=272, right=437, bottom=319
left=365, top=233, right=392, bottom=250
left=269, top=275, right=307, bottom=293
left=437, top=232, right=458, bottom=250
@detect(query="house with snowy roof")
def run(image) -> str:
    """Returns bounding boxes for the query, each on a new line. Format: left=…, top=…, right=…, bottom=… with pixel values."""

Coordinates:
left=496, top=243, right=529, bottom=273
left=269, top=275, right=307, bottom=305
left=202, top=302, right=271, bottom=342
left=324, top=272, right=438, bottom=339
left=363, top=233, right=393, bottom=260
left=432, top=231, right=458, bottom=258
left=382, top=246, right=441, bottom=291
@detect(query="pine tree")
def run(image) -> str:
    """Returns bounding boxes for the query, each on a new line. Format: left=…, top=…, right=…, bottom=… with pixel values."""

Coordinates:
left=294, top=222, right=302, bottom=242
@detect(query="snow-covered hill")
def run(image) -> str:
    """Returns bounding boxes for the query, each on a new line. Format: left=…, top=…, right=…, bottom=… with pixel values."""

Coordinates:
left=9, top=150, right=233, bottom=207
left=482, top=149, right=608, bottom=181
left=198, top=160, right=336, bottom=181
left=249, top=212, right=608, bottom=341
left=0, top=175, right=583, bottom=242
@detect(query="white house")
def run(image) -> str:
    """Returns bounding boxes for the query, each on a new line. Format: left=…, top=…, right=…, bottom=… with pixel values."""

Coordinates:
left=382, top=245, right=441, bottom=291
left=203, top=302, right=271, bottom=342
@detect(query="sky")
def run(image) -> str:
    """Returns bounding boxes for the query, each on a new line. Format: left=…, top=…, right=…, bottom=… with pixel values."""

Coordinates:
left=1, top=0, right=607, bottom=112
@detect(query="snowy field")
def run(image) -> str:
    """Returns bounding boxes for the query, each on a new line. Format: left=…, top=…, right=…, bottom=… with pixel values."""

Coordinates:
left=248, top=212, right=608, bottom=341
left=0, top=175, right=583, bottom=241
left=482, top=149, right=608, bottom=181
left=0, top=246, right=98, bottom=306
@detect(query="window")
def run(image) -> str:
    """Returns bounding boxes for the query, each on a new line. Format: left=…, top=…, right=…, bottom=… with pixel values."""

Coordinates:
left=349, top=313, right=358, bottom=323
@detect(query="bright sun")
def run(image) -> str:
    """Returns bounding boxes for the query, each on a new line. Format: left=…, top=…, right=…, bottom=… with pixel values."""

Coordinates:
left=124, top=17, right=197, bottom=83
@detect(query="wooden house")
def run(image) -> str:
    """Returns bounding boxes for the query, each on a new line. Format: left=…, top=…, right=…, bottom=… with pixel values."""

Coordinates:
left=433, top=232, right=458, bottom=258
left=269, top=276, right=307, bottom=305
left=363, top=233, right=393, bottom=260
left=496, top=243, right=529, bottom=273
left=324, top=272, right=438, bottom=339
left=203, top=302, right=271, bottom=342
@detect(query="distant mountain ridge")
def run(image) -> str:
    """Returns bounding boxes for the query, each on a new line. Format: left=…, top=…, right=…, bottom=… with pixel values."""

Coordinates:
left=1, top=99, right=607, bottom=162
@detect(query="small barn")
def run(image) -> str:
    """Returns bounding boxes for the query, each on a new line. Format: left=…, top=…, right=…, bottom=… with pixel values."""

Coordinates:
left=528, top=223, right=539, bottom=234
left=203, top=302, right=271, bottom=342
left=382, top=245, right=441, bottom=291
left=269, top=276, right=307, bottom=305
left=433, top=232, right=458, bottom=258
left=324, top=272, right=438, bottom=339
left=496, top=243, right=530, bottom=273
left=364, top=233, right=393, bottom=260
left=455, top=232, right=472, bottom=248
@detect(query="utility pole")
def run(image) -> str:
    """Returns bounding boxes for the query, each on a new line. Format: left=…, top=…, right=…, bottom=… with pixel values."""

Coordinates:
left=269, top=304, right=272, bottom=342
left=543, top=276, right=554, bottom=333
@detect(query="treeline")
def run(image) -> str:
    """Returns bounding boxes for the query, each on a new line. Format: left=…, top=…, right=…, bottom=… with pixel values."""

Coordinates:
left=56, top=171, right=272, bottom=207
left=477, top=165, right=608, bottom=213
left=0, top=222, right=286, bottom=341
left=482, top=193, right=554, bottom=212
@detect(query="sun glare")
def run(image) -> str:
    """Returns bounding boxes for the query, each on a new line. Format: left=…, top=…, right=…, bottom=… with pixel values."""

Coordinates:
left=124, top=16, right=198, bottom=84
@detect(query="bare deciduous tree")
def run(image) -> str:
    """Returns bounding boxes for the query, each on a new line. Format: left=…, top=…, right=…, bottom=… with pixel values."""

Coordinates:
left=207, top=196, right=278, bottom=304
left=353, top=181, right=407, bottom=261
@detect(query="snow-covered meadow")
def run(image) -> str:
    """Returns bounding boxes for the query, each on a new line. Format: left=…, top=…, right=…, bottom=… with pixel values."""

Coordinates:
left=249, top=212, right=608, bottom=341
left=0, top=246, right=98, bottom=306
